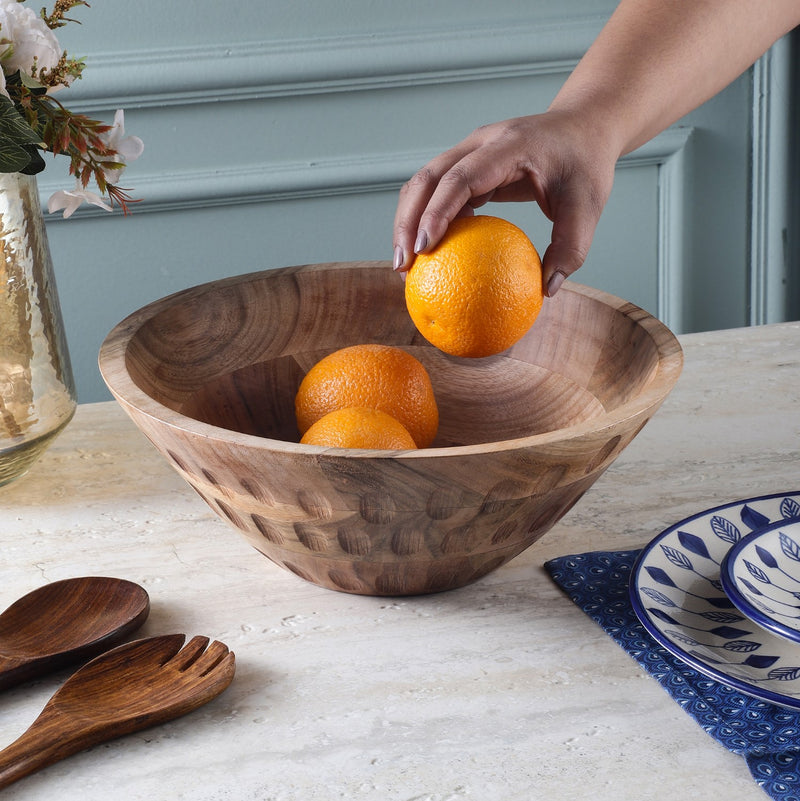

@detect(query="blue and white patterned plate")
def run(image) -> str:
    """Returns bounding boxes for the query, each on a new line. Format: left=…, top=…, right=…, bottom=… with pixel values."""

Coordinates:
left=721, top=519, right=800, bottom=645
left=630, top=491, right=800, bottom=709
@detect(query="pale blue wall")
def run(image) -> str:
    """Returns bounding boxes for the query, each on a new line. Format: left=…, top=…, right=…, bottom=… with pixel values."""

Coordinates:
left=39, top=2, right=798, bottom=402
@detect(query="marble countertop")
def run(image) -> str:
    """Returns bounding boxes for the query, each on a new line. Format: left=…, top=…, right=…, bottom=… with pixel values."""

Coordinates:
left=2, top=321, right=799, bottom=800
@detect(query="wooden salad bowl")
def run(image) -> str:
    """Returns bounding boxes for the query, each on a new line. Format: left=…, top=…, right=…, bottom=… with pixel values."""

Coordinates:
left=99, top=261, right=683, bottom=596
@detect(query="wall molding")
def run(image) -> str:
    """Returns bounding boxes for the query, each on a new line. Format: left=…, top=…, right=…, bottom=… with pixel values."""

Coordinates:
left=43, top=8, right=696, bottom=333
left=631, top=127, right=693, bottom=331
left=749, top=39, right=794, bottom=325
left=616, top=128, right=693, bottom=169
left=657, top=137, right=691, bottom=332
left=40, top=127, right=693, bottom=223
left=65, top=17, right=607, bottom=111
left=44, top=15, right=615, bottom=219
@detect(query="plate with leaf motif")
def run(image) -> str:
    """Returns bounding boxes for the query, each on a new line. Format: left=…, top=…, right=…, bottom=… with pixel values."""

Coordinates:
left=630, top=492, right=800, bottom=709
left=721, top=519, right=800, bottom=645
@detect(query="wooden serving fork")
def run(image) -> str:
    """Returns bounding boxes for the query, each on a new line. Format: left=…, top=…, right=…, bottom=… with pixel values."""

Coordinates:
left=0, top=634, right=235, bottom=789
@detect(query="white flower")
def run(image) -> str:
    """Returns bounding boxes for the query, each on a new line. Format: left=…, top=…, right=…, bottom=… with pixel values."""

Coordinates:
left=0, top=66, right=6, bottom=98
left=46, top=111, right=144, bottom=218
left=0, top=0, right=68, bottom=89
left=99, top=110, right=144, bottom=184
left=47, top=182, right=113, bottom=219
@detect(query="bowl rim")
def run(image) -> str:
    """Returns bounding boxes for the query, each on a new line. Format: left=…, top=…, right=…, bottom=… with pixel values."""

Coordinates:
left=98, top=260, right=684, bottom=459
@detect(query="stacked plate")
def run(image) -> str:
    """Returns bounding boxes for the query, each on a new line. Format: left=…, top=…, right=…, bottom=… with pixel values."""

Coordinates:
left=629, top=491, right=800, bottom=709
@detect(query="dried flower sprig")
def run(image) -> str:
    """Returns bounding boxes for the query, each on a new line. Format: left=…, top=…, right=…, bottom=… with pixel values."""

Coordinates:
left=40, top=0, right=90, bottom=29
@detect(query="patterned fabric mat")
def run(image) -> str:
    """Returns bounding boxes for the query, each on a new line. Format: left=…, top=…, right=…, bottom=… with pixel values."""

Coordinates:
left=544, top=550, right=800, bottom=801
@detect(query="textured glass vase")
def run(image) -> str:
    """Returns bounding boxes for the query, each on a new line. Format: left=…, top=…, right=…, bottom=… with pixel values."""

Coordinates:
left=0, top=173, right=76, bottom=486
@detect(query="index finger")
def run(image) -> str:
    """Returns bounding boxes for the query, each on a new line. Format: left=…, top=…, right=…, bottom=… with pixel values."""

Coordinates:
left=392, top=144, right=476, bottom=271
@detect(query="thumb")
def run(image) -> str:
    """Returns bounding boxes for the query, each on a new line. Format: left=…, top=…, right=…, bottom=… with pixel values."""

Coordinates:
left=540, top=181, right=609, bottom=297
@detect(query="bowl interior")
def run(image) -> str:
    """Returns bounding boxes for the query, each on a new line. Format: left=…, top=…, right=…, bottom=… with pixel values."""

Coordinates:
left=119, top=261, right=671, bottom=447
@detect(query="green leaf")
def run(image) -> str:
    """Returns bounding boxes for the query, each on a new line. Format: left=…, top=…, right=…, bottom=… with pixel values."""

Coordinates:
left=18, top=71, right=48, bottom=94
left=0, top=95, right=43, bottom=145
left=0, top=94, right=44, bottom=173
left=0, top=139, right=34, bottom=172
left=19, top=146, right=46, bottom=175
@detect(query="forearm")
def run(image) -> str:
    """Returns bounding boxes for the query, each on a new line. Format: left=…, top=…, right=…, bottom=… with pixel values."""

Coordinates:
left=550, top=0, right=800, bottom=157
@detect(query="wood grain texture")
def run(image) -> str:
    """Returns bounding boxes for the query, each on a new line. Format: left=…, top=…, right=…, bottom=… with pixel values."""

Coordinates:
left=99, top=261, right=683, bottom=595
left=0, top=635, right=235, bottom=789
left=0, top=577, right=149, bottom=691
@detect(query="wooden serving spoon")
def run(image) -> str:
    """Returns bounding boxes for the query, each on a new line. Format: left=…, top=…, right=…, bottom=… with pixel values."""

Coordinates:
left=0, top=576, right=150, bottom=691
left=0, top=633, right=235, bottom=789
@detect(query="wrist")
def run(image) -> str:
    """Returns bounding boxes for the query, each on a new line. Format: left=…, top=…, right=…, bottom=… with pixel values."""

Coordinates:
left=541, top=100, right=627, bottom=165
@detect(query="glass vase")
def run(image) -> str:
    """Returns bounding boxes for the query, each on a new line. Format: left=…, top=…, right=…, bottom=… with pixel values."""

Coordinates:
left=0, top=172, right=76, bottom=486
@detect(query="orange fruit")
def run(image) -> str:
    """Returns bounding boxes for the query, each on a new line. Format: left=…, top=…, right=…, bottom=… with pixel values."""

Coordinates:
left=405, top=215, right=543, bottom=358
left=295, top=344, right=438, bottom=447
left=300, top=407, right=418, bottom=450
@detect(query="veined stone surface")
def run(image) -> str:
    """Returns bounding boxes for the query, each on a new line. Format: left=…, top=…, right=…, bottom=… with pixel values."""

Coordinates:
left=0, top=322, right=798, bottom=800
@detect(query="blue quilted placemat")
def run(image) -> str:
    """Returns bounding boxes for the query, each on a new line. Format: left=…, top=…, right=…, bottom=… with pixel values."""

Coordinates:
left=544, top=550, right=800, bottom=801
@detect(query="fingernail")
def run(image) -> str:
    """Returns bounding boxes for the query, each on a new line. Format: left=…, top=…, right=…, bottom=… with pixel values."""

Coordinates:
left=547, top=270, right=567, bottom=297
left=414, top=229, right=429, bottom=254
left=393, top=245, right=405, bottom=271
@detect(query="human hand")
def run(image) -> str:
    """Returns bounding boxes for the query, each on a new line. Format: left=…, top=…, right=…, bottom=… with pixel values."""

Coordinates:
left=392, top=111, right=619, bottom=296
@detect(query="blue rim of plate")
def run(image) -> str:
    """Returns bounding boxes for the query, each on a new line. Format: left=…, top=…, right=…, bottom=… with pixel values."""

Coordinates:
left=630, top=491, right=800, bottom=709
left=721, top=519, right=800, bottom=645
